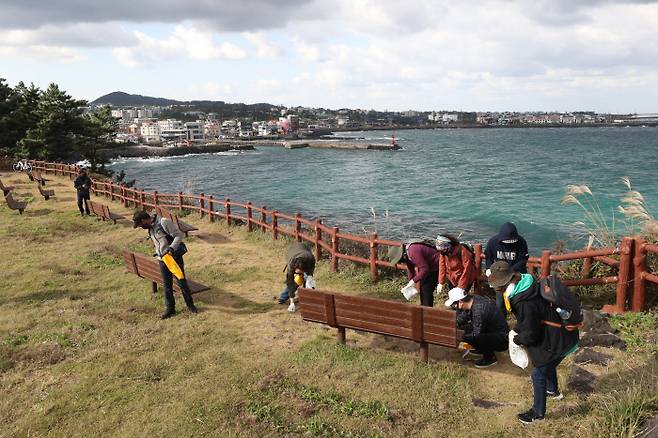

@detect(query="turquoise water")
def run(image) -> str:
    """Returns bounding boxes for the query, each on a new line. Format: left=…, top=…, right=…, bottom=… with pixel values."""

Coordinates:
left=108, top=127, right=658, bottom=254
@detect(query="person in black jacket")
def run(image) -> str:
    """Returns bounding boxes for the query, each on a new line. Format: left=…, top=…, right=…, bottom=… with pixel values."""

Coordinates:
left=488, top=261, right=579, bottom=424
left=278, top=242, right=316, bottom=311
left=485, top=222, right=529, bottom=317
left=73, top=168, right=92, bottom=216
left=445, top=289, right=509, bottom=368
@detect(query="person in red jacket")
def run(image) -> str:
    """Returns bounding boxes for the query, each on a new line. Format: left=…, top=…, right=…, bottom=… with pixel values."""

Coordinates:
left=436, top=234, right=478, bottom=297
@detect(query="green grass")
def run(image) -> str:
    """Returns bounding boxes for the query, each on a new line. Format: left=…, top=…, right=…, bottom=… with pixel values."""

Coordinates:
left=610, top=311, right=658, bottom=353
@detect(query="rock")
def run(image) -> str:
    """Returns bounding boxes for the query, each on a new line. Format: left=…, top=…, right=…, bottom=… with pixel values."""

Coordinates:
left=580, top=309, right=627, bottom=350
left=639, top=413, right=658, bottom=438
left=573, top=348, right=613, bottom=366
left=567, top=366, right=596, bottom=396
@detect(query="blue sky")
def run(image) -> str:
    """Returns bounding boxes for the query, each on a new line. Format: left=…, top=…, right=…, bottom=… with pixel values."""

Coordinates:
left=2, top=0, right=658, bottom=112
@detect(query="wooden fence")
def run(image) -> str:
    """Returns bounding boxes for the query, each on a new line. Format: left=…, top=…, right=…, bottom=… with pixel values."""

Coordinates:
left=29, top=160, right=657, bottom=313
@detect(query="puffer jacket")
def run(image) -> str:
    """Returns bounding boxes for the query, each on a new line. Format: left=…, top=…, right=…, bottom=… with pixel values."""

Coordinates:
left=284, top=242, right=316, bottom=289
left=509, top=276, right=579, bottom=367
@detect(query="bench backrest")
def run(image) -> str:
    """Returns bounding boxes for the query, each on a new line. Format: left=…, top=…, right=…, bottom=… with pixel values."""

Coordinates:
left=121, top=250, right=209, bottom=294
left=156, top=206, right=182, bottom=228
left=0, top=179, right=9, bottom=190
left=298, top=288, right=461, bottom=348
left=5, top=192, right=22, bottom=208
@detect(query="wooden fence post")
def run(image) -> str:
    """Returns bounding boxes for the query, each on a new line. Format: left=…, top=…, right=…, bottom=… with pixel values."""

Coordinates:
left=178, top=192, right=183, bottom=212
left=208, top=195, right=215, bottom=222
left=294, top=213, right=302, bottom=242
left=225, top=198, right=231, bottom=226
left=110, top=183, right=115, bottom=201
left=272, top=211, right=278, bottom=239
left=246, top=202, right=253, bottom=232
left=331, top=227, right=339, bottom=272
left=140, top=191, right=145, bottom=210
left=615, top=237, right=634, bottom=313
left=540, top=250, right=551, bottom=278
left=198, top=193, right=204, bottom=218
left=582, top=257, right=593, bottom=278
left=260, top=206, right=267, bottom=232
left=122, top=185, right=128, bottom=207
left=314, top=219, right=322, bottom=261
left=370, top=232, right=379, bottom=282
left=632, top=237, right=647, bottom=312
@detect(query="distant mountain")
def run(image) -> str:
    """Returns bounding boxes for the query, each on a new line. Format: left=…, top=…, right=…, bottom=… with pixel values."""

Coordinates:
left=91, top=91, right=184, bottom=106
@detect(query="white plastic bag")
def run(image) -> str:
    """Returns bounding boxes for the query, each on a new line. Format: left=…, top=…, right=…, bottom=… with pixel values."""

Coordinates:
left=401, top=281, right=419, bottom=301
left=305, top=275, right=316, bottom=289
left=508, top=330, right=529, bottom=369
left=288, top=301, right=297, bottom=313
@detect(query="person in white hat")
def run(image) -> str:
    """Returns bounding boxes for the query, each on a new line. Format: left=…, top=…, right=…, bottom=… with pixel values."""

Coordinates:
left=445, top=289, right=509, bottom=368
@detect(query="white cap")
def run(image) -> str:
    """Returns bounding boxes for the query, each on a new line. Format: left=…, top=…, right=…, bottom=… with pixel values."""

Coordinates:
left=444, top=287, right=467, bottom=307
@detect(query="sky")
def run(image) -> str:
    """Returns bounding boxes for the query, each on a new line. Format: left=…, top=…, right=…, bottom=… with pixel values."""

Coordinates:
left=1, top=0, right=658, bottom=112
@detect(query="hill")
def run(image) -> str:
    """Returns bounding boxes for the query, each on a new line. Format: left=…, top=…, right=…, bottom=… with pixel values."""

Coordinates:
left=91, top=91, right=184, bottom=106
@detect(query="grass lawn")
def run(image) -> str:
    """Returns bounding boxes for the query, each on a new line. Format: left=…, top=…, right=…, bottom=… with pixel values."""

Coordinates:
left=0, top=171, right=656, bottom=437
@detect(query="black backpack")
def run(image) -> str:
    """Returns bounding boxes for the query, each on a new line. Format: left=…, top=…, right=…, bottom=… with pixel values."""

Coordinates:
left=539, top=275, right=583, bottom=331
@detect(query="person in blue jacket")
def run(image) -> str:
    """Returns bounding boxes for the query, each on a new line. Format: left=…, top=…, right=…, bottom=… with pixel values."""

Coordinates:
left=485, top=222, right=529, bottom=317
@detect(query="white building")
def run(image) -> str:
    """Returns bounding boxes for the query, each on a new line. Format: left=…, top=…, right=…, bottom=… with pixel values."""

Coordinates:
left=140, top=122, right=161, bottom=143
left=184, top=121, right=204, bottom=142
left=158, top=119, right=184, bottom=131
left=442, top=113, right=459, bottom=123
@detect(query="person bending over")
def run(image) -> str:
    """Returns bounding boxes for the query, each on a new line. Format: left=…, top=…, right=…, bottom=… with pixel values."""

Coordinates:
left=388, top=239, right=440, bottom=307
left=279, top=242, right=316, bottom=312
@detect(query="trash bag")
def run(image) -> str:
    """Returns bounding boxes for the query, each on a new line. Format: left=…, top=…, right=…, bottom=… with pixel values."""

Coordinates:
left=508, top=330, right=529, bottom=369
left=162, top=253, right=185, bottom=280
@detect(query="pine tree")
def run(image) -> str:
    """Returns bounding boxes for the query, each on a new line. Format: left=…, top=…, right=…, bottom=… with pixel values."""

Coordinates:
left=79, top=105, right=118, bottom=171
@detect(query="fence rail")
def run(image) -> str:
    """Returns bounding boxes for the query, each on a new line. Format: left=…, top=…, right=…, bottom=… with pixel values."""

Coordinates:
left=29, top=160, right=656, bottom=313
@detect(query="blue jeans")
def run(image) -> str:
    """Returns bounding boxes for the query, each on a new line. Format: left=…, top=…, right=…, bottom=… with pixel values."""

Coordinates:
left=531, top=356, right=564, bottom=416
left=278, top=284, right=299, bottom=303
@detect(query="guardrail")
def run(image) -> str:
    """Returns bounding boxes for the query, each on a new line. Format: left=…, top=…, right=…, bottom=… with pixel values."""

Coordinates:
left=29, top=159, right=656, bottom=313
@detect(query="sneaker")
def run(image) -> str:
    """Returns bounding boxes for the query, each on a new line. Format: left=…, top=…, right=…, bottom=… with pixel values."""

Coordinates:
left=474, top=356, right=498, bottom=368
left=160, top=310, right=176, bottom=320
left=547, top=390, right=564, bottom=400
left=517, top=409, right=544, bottom=424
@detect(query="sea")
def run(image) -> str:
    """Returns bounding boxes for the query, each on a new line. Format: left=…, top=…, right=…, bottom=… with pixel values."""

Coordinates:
left=107, top=127, right=658, bottom=255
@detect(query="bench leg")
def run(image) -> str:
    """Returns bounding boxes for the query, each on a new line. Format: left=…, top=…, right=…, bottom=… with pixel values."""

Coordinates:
left=419, top=342, right=429, bottom=363
left=336, top=327, right=346, bottom=344
left=151, top=282, right=158, bottom=294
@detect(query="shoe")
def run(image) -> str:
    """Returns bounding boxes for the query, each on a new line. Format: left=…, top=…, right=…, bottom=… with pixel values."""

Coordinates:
left=462, top=349, right=484, bottom=360
left=474, top=356, right=498, bottom=368
left=160, top=310, right=176, bottom=319
left=517, top=409, right=544, bottom=424
left=547, top=390, right=564, bottom=400
left=277, top=299, right=287, bottom=305
left=188, top=305, right=198, bottom=314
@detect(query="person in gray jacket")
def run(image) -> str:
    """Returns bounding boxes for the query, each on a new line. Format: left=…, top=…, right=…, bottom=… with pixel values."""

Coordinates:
left=133, top=210, right=198, bottom=319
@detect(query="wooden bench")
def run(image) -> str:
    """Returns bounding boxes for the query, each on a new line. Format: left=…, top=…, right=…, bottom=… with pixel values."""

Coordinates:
left=86, top=199, right=124, bottom=224
left=4, top=192, right=28, bottom=214
left=122, top=250, right=210, bottom=295
left=31, top=170, right=48, bottom=186
left=37, top=183, right=55, bottom=200
left=0, top=178, right=14, bottom=196
left=297, top=288, right=463, bottom=362
left=156, top=206, right=199, bottom=237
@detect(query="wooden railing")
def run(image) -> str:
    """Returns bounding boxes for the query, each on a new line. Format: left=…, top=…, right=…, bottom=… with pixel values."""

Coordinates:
left=30, top=160, right=656, bottom=313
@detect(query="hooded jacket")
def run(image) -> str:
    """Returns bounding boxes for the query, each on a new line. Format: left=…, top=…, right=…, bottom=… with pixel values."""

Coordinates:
left=485, top=222, right=529, bottom=272
left=438, top=244, right=478, bottom=290
left=74, top=174, right=92, bottom=196
left=285, top=242, right=316, bottom=289
left=509, top=275, right=579, bottom=367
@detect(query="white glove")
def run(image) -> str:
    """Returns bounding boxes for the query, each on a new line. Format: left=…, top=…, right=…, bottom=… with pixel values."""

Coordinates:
left=305, top=275, right=316, bottom=289
left=435, top=284, right=444, bottom=295
left=485, top=269, right=491, bottom=277
left=287, top=301, right=297, bottom=313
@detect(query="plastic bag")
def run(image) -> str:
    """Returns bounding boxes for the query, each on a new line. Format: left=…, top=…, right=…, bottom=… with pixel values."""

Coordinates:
left=508, top=330, right=529, bottom=369
left=162, top=253, right=185, bottom=280
left=305, top=275, right=316, bottom=289
left=401, top=283, right=419, bottom=301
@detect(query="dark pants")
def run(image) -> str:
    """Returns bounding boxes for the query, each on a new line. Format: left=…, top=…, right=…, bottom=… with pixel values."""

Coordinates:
left=77, top=191, right=90, bottom=215
left=420, top=271, right=439, bottom=307
left=531, top=356, right=564, bottom=416
left=495, top=291, right=508, bottom=318
left=466, top=331, right=508, bottom=359
left=158, top=254, right=195, bottom=311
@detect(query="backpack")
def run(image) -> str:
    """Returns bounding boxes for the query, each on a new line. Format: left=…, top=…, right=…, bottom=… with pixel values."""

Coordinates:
left=539, top=275, right=583, bottom=331
left=404, top=238, right=436, bottom=250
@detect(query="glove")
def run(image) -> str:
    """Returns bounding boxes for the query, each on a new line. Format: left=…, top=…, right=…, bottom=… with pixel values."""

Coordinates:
left=287, top=301, right=297, bottom=313
left=485, top=269, right=491, bottom=277
left=305, top=275, right=316, bottom=289
left=435, top=284, right=444, bottom=295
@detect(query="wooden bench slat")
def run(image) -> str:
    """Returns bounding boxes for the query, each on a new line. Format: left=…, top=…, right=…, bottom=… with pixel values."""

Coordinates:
left=423, top=333, right=458, bottom=347
left=423, top=325, right=457, bottom=338
left=334, top=307, right=412, bottom=329
left=334, top=315, right=413, bottom=339
left=333, top=294, right=412, bottom=315
left=298, top=301, right=326, bottom=313
left=333, top=300, right=410, bottom=320
left=300, top=309, right=330, bottom=323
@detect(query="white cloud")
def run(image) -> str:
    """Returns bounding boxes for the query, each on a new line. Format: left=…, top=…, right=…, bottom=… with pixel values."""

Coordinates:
left=243, top=32, right=283, bottom=58
left=113, top=25, right=247, bottom=68
left=256, top=79, right=281, bottom=89
left=0, top=45, right=86, bottom=63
